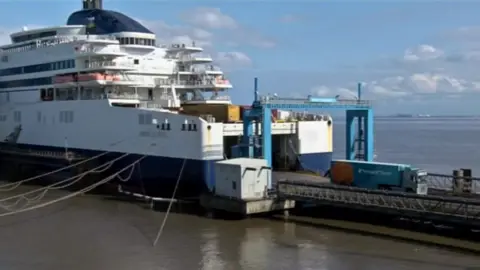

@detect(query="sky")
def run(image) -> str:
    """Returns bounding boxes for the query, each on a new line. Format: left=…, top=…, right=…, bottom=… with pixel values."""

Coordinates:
left=1, top=0, right=480, bottom=115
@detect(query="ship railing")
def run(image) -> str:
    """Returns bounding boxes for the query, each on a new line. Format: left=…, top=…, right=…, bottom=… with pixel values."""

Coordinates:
left=139, top=102, right=164, bottom=109
left=180, top=54, right=212, bottom=62
left=156, top=78, right=229, bottom=86
left=107, top=93, right=140, bottom=99
left=76, top=47, right=123, bottom=55
left=260, top=97, right=371, bottom=107
left=86, top=35, right=118, bottom=41
left=166, top=42, right=202, bottom=49
left=426, top=173, right=480, bottom=194
left=174, top=65, right=223, bottom=73
left=86, top=61, right=135, bottom=69
left=210, top=95, right=231, bottom=101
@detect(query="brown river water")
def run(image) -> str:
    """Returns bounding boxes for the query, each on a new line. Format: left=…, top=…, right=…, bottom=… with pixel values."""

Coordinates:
left=0, top=118, right=479, bottom=269
left=0, top=188, right=478, bottom=270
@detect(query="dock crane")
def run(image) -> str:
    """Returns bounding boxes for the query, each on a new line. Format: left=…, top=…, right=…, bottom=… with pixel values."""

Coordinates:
left=234, top=78, right=374, bottom=189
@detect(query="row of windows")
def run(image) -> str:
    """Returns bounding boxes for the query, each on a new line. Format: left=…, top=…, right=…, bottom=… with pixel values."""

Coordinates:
left=12, top=31, right=57, bottom=43
left=0, top=77, right=52, bottom=89
left=0, top=59, right=75, bottom=77
left=117, top=37, right=155, bottom=46
left=1, top=41, right=37, bottom=52
left=0, top=111, right=73, bottom=124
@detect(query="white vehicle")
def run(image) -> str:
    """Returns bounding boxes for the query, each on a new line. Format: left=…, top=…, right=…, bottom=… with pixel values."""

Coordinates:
left=0, top=0, right=334, bottom=197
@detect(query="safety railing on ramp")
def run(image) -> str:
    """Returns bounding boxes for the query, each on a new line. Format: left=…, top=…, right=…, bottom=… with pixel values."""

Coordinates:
left=277, top=180, right=480, bottom=228
left=426, top=173, right=479, bottom=194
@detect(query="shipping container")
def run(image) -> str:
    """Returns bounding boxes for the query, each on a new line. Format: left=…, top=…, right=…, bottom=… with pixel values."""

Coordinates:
left=182, top=104, right=240, bottom=123
left=330, top=160, right=408, bottom=189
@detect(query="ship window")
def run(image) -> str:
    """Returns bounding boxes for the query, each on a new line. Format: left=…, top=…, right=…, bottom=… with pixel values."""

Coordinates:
left=0, top=77, right=53, bottom=89
left=59, top=111, right=74, bottom=123
left=12, top=30, right=57, bottom=43
left=138, top=39, right=145, bottom=45
left=13, top=111, right=21, bottom=122
left=145, top=114, right=152, bottom=124
left=0, top=59, right=75, bottom=77
left=129, top=37, right=134, bottom=44
left=134, top=59, right=139, bottom=65
left=40, top=88, right=46, bottom=100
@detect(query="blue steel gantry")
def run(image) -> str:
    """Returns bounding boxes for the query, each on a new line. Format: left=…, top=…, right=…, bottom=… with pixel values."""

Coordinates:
left=236, top=78, right=374, bottom=190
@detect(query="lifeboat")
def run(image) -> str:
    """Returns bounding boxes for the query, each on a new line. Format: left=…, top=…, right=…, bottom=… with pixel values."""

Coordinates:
left=53, top=73, right=121, bottom=85
left=215, top=76, right=230, bottom=85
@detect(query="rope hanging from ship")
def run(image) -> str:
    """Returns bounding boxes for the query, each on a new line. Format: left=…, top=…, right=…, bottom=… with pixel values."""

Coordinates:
left=0, top=151, right=111, bottom=192
left=0, top=156, right=146, bottom=217
left=0, top=135, right=138, bottom=192
left=0, top=153, right=132, bottom=210
left=153, top=158, right=186, bottom=247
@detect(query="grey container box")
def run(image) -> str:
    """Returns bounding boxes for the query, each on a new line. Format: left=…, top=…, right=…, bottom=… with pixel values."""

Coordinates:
left=214, top=158, right=270, bottom=200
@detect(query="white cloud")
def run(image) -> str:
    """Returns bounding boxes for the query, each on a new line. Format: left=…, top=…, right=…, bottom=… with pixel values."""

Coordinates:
left=311, top=27, right=480, bottom=100
left=138, top=19, right=214, bottom=48
left=181, top=7, right=238, bottom=30
left=403, top=44, right=443, bottom=61
left=216, top=52, right=252, bottom=68
left=179, top=7, right=275, bottom=48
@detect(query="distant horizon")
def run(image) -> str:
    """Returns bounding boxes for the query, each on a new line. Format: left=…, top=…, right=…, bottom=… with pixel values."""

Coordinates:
left=331, top=114, right=480, bottom=119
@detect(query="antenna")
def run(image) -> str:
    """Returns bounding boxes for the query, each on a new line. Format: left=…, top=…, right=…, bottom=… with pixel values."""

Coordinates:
left=82, top=0, right=102, bottom=10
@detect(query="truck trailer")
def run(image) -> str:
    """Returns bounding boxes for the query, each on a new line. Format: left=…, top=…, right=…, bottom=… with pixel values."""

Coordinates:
left=329, top=160, right=428, bottom=195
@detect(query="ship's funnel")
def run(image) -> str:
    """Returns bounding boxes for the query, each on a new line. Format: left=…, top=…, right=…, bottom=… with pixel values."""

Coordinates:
left=82, top=0, right=102, bottom=9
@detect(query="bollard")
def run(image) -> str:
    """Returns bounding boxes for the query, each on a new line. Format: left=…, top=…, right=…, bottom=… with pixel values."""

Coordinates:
left=460, top=168, right=473, bottom=194
left=453, top=169, right=464, bottom=194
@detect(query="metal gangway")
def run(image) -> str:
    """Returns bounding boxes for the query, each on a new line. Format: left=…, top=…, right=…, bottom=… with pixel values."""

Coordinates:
left=276, top=180, right=480, bottom=229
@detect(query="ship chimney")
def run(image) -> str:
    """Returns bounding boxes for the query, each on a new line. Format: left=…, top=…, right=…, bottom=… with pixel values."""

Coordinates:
left=82, top=0, right=102, bottom=9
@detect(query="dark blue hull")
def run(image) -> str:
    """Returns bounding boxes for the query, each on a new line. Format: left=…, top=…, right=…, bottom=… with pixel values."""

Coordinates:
left=0, top=143, right=217, bottom=198
left=0, top=143, right=333, bottom=197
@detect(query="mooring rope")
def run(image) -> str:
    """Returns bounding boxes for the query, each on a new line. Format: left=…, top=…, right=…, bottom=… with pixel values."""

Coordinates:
left=0, top=153, right=131, bottom=210
left=152, top=158, right=187, bottom=247
left=0, top=136, right=137, bottom=192
left=0, top=156, right=146, bottom=217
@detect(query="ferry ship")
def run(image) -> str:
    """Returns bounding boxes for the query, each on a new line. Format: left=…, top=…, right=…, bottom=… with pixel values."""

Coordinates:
left=0, top=0, right=333, bottom=197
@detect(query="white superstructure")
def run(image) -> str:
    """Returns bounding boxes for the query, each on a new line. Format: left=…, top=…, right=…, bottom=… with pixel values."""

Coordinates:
left=0, top=0, right=333, bottom=195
